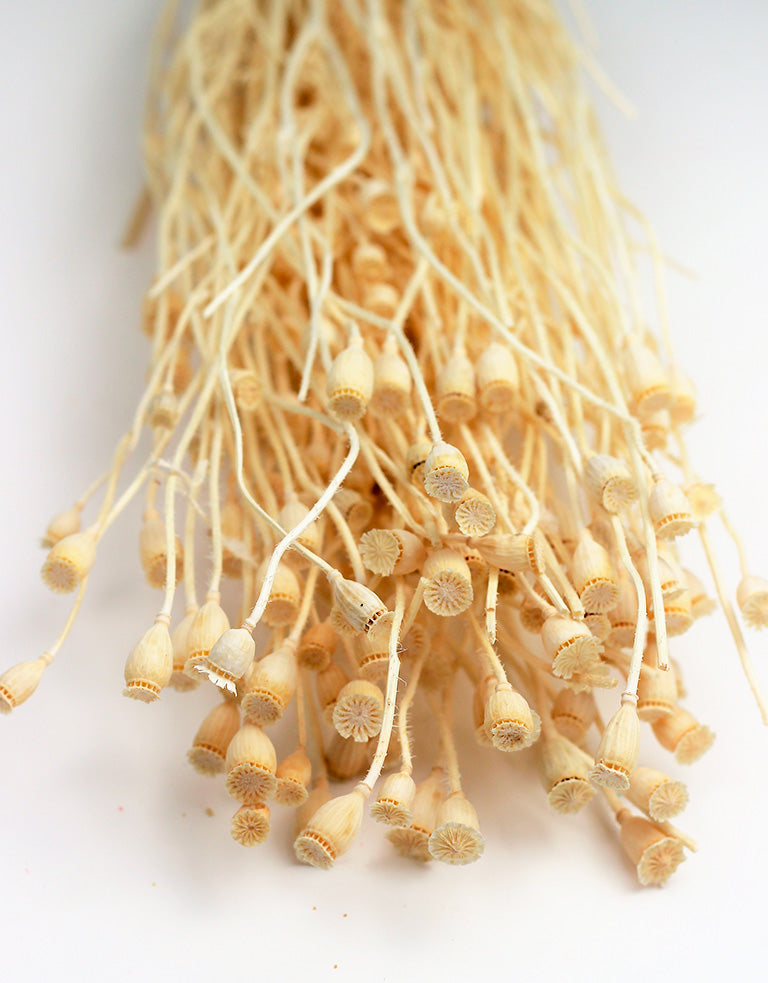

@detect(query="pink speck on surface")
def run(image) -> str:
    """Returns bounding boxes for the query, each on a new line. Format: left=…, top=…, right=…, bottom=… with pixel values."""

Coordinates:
left=117, top=806, right=124, bottom=812
left=24, top=868, right=29, bottom=874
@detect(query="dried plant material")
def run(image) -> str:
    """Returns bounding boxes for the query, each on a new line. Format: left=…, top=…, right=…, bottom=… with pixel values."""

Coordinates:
left=6, top=0, right=766, bottom=891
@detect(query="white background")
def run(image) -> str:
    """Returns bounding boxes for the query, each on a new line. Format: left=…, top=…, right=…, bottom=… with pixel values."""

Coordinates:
left=1, top=2, right=767, bottom=980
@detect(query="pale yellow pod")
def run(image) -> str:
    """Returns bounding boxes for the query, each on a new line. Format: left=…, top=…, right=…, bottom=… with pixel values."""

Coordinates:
left=583, top=454, right=637, bottom=513
left=169, top=606, right=200, bottom=692
left=219, top=498, right=246, bottom=579
left=139, top=510, right=183, bottom=590
left=539, top=733, right=594, bottom=814
left=656, top=590, right=694, bottom=638
left=187, top=700, right=241, bottom=776
left=351, top=241, right=389, bottom=280
left=649, top=477, right=694, bottom=540
left=473, top=531, right=545, bottom=575
left=476, top=342, right=518, bottom=413
left=584, top=612, right=611, bottom=642
left=683, top=569, right=716, bottom=619
left=622, top=337, right=673, bottom=415
left=332, top=679, right=384, bottom=742
left=370, top=770, right=417, bottom=827
left=617, top=811, right=685, bottom=887
left=608, top=568, right=639, bottom=648
left=355, top=632, right=389, bottom=682
left=541, top=615, right=603, bottom=680
left=360, top=179, right=400, bottom=234
left=484, top=681, right=537, bottom=752
left=278, top=498, right=322, bottom=567
left=589, top=701, right=640, bottom=790
left=275, top=747, right=312, bottom=807
left=636, top=663, right=677, bottom=722
left=454, top=487, right=496, bottom=537
left=229, top=368, right=262, bottom=412
left=387, top=768, right=445, bottom=862
left=359, top=528, right=426, bottom=577
left=326, top=337, right=374, bottom=421
left=422, top=441, right=470, bottom=503
left=328, top=570, right=390, bottom=635
left=428, top=792, right=485, bottom=866
left=41, top=503, right=82, bottom=549
left=316, top=662, right=350, bottom=723
left=370, top=340, right=411, bottom=418
left=422, top=548, right=474, bottom=616
left=41, top=528, right=97, bottom=594
left=184, top=597, right=230, bottom=678
left=405, top=438, right=433, bottom=487
left=224, top=723, right=277, bottom=803
left=295, top=777, right=332, bottom=837
left=651, top=707, right=715, bottom=764
left=294, top=784, right=368, bottom=869
left=627, top=766, right=689, bottom=822
left=199, top=627, right=255, bottom=693
left=325, top=733, right=372, bottom=781
left=123, top=618, right=174, bottom=703
left=435, top=349, right=477, bottom=423
left=572, top=530, right=619, bottom=614
left=737, top=574, right=768, bottom=629
left=519, top=599, right=548, bottom=635
left=230, top=802, right=270, bottom=847
left=297, top=621, right=337, bottom=672
left=550, top=688, right=597, bottom=744
left=668, top=373, right=697, bottom=426
left=329, top=602, right=361, bottom=638
left=253, top=559, right=301, bottom=629
left=0, top=657, right=49, bottom=714
left=332, top=487, right=374, bottom=529
left=241, top=641, right=298, bottom=725
left=683, top=481, right=722, bottom=522
left=640, top=408, right=670, bottom=451
left=363, top=282, right=399, bottom=320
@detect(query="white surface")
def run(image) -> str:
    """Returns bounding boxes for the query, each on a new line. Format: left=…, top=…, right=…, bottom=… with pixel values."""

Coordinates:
left=1, top=2, right=767, bottom=981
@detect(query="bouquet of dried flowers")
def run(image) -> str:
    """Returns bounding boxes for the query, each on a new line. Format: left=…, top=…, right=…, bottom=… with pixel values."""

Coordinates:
left=4, top=0, right=767, bottom=887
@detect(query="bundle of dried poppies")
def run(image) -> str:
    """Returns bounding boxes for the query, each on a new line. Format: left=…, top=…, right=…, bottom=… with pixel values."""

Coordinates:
left=4, top=0, right=767, bottom=886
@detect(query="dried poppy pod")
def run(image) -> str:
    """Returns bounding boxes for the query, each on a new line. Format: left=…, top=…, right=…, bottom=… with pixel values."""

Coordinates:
left=423, top=441, right=470, bottom=503
left=640, top=408, right=670, bottom=451
left=589, top=700, right=640, bottom=791
left=198, top=626, right=255, bottom=693
left=428, top=792, right=485, bottom=866
left=123, top=616, right=174, bottom=703
left=351, top=241, right=388, bottom=280
left=668, top=373, right=697, bottom=426
left=616, top=810, right=685, bottom=887
left=360, top=179, right=399, bottom=233
left=472, top=531, right=545, bottom=575
left=277, top=498, right=322, bottom=569
left=476, top=342, right=518, bottom=413
left=229, top=368, right=262, bottom=412
left=636, top=663, right=677, bottom=722
left=387, top=768, right=446, bottom=861
left=327, top=571, right=390, bottom=636
left=41, top=528, right=97, bottom=594
left=254, top=559, right=301, bottom=629
left=295, top=776, right=331, bottom=836
left=435, top=348, right=477, bottom=423
left=0, top=656, right=50, bottom=714
left=370, top=771, right=417, bottom=827
left=41, top=503, right=82, bottom=548
left=572, top=530, right=619, bottom=614
left=297, top=621, right=337, bottom=672
left=539, top=733, right=595, bottom=814
left=622, top=337, right=673, bottom=415
left=519, top=597, right=548, bottom=635
left=230, top=802, right=270, bottom=847
left=139, top=509, right=183, bottom=590
left=608, top=569, right=639, bottom=648
left=275, top=747, right=312, bottom=807
left=294, top=783, right=368, bottom=869
left=583, top=455, right=637, bottom=514
left=316, top=662, right=350, bottom=723
left=550, top=688, right=597, bottom=745
left=325, top=733, right=372, bottom=781
left=736, top=574, right=768, bottom=629
left=584, top=612, right=611, bottom=642
left=651, top=707, right=715, bottom=765
left=332, top=679, right=384, bottom=742
left=332, top=487, right=374, bottom=529
left=326, top=334, right=374, bottom=421
left=187, top=699, right=241, bottom=776
left=484, top=681, right=538, bottom=752
left=183, top=596, right=230, bottom=678
left=627, top=767, right=689, bottom=822
left=472, top=676, right=494, bottom=745
left=359, top=528, right=426, bottom=577
left=422, top=548, right=474, bottom=617
left=405, top=437, right=433, bottom=487
left=370, top=338, right=412, bottom=417
left=683, top=481, right=722, bottom=522
left=541, top=615, right=603, bottom=680
left=241, top=641, right=298, bottom=725
left=654, top=589, right=694, bottom=638
left=224, top=724, right=278, bottom=803
left=454, top=487, right=496, bottom=537
left=649, top=477, right=695, bottom=540
left=355, top=632, right=389, bottom=682
left=169, top=606, right=200, bottom=691
left=683, top=569, right=717, bottom=619
left=363, top=282, right=399, bottom=320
